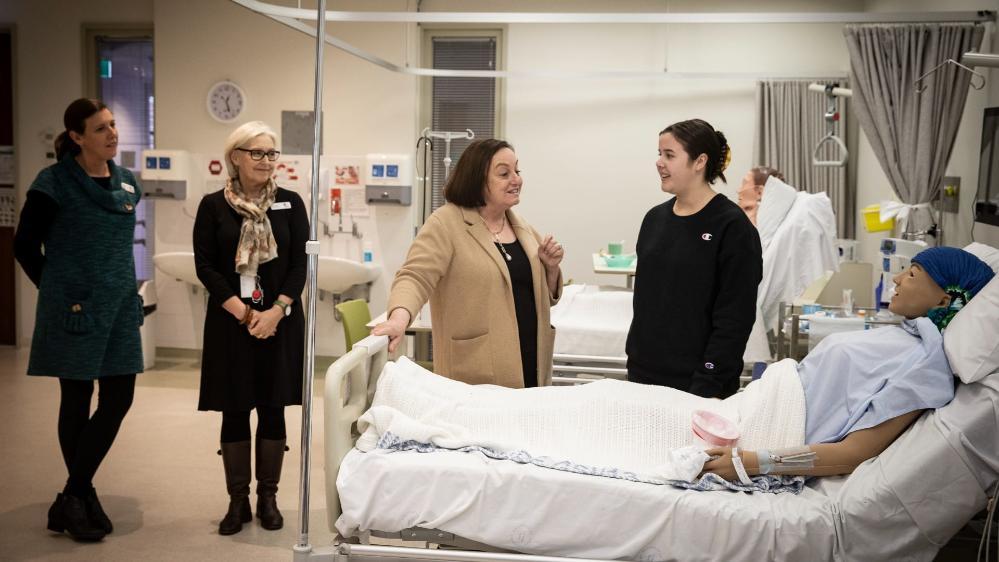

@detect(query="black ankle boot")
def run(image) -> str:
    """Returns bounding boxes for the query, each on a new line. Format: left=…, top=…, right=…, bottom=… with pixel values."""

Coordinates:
left=219, top=497, right=252, bottom=536
left=47, top=493, right=106, bottom=541
left=219, top=441, right=252, bottom=536
left=85, top=487, right=113, bottom=534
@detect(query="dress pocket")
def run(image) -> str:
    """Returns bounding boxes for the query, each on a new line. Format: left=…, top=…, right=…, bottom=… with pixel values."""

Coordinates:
left=448, top=332, right=494, bottom=385
left=62, top=287, right=94, bottom=334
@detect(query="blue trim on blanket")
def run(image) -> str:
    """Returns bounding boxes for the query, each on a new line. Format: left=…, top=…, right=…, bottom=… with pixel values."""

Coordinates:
left=375, top=432, right=806, bottom=494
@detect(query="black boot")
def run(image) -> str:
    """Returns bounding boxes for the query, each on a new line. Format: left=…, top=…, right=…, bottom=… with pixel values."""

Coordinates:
left=255, top=438, right=286, bottom=530
left=85, top=487, right=113, bottom=534
left=47, top=493, right=106, bottom=541
left=219, top=441, right=252, bottom=536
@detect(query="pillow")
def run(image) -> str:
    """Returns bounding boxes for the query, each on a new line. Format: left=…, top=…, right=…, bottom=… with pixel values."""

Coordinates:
left=963, top=241, right=999, bottom=272
left=756, top=175, right=797, bottom=251
left=944, top=244, right=999, bottom=383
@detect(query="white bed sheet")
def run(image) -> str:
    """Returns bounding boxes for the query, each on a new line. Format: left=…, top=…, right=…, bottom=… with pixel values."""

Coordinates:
left=336, top=447, right=849, bottom=561
left=336, top=396, right=993, bottom=562
left=550, top=284, right=631, bottom=357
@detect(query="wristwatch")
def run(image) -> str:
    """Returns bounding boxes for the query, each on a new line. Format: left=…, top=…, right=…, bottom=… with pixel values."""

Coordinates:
left=273, top=299, right=292, bottom=317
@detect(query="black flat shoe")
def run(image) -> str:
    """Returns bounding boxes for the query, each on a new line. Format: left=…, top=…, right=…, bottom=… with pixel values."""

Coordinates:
left=85, top=488, right=113, bottom=534
left=47, top=493, right=106, bottom=542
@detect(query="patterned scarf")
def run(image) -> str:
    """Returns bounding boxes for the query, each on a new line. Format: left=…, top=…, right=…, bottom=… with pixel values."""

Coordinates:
left=223, top=177, right=278, bottom=276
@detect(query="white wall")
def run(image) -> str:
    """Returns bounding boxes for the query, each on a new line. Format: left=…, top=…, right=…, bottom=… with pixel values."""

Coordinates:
left=6, top=0, right=999, bottom=352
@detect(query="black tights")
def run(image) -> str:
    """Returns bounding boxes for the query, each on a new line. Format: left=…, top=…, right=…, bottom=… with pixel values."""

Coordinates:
left=58, top=375, right=136, bottom=498
left=220, top=406, right=286, bottom=443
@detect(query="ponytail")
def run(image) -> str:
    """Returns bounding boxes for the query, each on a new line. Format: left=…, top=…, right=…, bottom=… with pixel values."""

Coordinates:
left=54, top=131, right=80, bottom=161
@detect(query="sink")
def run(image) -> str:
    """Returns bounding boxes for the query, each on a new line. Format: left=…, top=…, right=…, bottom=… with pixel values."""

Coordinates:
left=316, top=256, right=380, bottom=294
left=153, top=251, right=203, bottom=287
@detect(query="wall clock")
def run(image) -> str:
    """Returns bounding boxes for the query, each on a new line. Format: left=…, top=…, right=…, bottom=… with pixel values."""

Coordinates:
left=206, top=80, right=246, bottom=123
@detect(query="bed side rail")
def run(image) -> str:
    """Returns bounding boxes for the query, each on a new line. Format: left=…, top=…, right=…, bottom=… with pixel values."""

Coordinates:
left=324, top=334, right=389, bottom=531
left=552, top=353, right=627, bottom=385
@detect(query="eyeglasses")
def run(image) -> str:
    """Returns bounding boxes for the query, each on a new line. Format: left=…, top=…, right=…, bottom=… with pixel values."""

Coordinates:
left=235, top=148, right=281, bottom=161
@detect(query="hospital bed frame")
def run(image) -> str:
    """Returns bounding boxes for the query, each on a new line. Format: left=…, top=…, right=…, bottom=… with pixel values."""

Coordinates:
left=295, top=333, right=998, bottom=562
left=294, top=334, right=614, bottom=562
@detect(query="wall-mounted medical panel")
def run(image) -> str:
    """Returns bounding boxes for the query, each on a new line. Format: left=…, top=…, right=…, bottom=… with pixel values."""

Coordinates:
left=364, top=153, right=412, bottom=205
left=141, top=149, right=191, bottom=199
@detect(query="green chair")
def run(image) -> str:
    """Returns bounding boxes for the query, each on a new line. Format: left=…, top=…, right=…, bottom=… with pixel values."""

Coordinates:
left=335, top=299, right=372, bottom=350
left=337, top=299, right=435, bottom=371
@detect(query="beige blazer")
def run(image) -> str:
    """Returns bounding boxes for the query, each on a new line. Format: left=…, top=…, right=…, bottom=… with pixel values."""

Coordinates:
left=387, top=203, right=562, bottom=388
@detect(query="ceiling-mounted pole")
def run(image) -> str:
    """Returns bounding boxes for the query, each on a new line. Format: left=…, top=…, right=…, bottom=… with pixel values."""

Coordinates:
left=294, top=0, right=326, bottom=554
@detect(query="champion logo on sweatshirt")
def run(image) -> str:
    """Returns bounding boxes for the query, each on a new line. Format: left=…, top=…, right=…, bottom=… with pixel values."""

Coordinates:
left=701, top=233, right=713, bottom=241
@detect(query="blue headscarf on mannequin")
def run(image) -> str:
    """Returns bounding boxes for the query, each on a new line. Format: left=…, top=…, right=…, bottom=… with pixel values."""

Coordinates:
left=911, top=247, right=995, bottom=330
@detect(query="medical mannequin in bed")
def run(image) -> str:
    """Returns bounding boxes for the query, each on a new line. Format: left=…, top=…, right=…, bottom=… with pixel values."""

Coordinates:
left=703, top=246, right=993, bottom=481
left=360, top=247, right=994, bottom=488
left=738, top=168, right=839, bottom=345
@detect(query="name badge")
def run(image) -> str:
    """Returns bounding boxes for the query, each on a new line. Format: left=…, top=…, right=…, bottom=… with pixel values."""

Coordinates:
left=121, top=182, right=135, bottom=194
left=240, top=275, right=256, bottom=298
left=271, top=201, right=291, bottom=210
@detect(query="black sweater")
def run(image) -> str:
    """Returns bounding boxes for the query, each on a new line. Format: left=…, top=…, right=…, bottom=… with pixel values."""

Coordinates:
left=625, top=194, right=762, bottom=398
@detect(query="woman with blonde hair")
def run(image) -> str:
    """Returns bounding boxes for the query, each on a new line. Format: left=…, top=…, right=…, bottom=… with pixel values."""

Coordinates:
left=193, top=121, right=308, bottom=535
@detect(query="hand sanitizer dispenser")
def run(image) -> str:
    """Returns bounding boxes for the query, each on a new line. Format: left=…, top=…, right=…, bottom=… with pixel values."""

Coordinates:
left=365, top=154, right=412, bottom=205
left=141, top=150, right=191, bottom=199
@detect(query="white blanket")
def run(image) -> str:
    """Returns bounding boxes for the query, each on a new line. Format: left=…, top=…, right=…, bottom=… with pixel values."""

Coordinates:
left=357, top=358, right=806, bottom=479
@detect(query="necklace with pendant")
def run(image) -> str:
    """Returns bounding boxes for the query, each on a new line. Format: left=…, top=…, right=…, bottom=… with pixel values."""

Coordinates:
left=483, top=214, right=512, bottom=262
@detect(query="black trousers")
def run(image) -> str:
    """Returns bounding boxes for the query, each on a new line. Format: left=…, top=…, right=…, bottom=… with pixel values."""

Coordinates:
left=58, top=374, right=136, bottom=498
left=220, top=406, right=286, bottom=443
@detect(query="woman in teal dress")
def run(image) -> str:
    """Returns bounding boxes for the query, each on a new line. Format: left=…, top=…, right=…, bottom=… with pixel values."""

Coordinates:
left=14, top=98, right=143, bottom=542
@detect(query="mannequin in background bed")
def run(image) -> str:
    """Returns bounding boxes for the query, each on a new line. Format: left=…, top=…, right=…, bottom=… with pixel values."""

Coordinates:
left=736, top=166, right=784, bottom=226
left=702, top=246, right=995, bottom=480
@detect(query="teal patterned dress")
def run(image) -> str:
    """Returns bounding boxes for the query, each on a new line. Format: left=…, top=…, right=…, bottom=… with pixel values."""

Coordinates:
left=26, top=155, right=144, bottom=380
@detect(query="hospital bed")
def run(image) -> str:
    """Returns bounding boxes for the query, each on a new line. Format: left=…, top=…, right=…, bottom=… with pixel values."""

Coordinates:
left=302, top=243, right=999, bottom=561
left=550, top=284, right=631, bottom=383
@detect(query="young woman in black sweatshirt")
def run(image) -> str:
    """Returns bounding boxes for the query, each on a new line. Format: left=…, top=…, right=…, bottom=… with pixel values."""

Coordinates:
left=625, top=119, right=762, bottom=399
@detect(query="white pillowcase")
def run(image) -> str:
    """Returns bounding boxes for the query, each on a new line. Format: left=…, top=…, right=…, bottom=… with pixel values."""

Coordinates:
left=943, top=244, right=999, bottom=384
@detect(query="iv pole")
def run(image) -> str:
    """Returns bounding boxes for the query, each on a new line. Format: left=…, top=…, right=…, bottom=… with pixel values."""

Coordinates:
left=417, top=127, right=474, bottom=223
left=294, top=0, right=325, bottom=555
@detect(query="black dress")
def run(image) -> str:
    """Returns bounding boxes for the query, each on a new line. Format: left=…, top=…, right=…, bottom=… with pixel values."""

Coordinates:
left=193, top=188, right=309, bottom=411
left=496, top=239, right=538, bottom=388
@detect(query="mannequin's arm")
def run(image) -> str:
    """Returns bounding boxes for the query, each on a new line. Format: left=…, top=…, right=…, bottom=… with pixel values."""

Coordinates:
left=701, top=410, right=924, bottom=480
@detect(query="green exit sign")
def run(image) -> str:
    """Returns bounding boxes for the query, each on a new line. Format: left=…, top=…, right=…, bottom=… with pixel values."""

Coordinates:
left=100, top=59, right=112, bottom=78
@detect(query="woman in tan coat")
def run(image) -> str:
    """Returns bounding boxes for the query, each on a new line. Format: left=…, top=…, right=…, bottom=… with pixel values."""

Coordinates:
left=373, top=139, right=563, bottom=388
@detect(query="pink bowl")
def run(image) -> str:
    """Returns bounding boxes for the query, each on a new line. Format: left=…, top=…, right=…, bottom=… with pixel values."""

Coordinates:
left=691, top=409, right=740, bottom=447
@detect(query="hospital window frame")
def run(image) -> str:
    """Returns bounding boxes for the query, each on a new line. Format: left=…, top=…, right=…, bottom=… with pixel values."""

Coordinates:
left=418, top=26, right=505, bottom=226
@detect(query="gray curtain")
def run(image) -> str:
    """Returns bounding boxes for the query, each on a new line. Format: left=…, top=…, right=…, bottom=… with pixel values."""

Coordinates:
left=844, top=23, right=984, bottom=234
left=755, top=79, right=852, bottom=237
